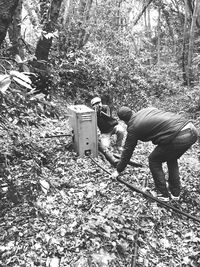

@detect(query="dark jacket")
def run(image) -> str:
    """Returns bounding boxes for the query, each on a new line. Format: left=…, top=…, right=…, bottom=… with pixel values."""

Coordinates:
left=97, top=105, right=118, bottom=134
left=117, top=107, right=189, bottom=173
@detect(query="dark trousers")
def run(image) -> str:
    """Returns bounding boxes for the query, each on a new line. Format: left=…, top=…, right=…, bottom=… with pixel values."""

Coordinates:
left=148, top=126, right=198, bottom=197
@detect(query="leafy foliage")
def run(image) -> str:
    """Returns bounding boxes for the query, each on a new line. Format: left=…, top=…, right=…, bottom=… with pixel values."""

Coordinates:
left=56, top=45, right=150, bottom=111
left=0, top=0, right=200, bottom=266
left=0, top=127, right=200, bottom=266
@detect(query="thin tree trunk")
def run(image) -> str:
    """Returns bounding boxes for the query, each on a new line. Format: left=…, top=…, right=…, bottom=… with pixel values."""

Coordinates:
left=157, top=4, right=161, bottom=69
left=144, top=4, right=147, bottom=32
left=114, top=0, right=122, bottom=29
left=182, top=0, right=189, bottom=85
left=133, top=0, right=154, bottom=26
left=187, top=0, right=200, bottom=85
left=160, top=2, right=174, bottom=54
left=197, top=4, right=200, bottom=28
left=77, top=0, right=93, bottom=49
left=62, top=0, right=73, bottom=25
left=8, top=0, right=23, bottom=57
left=0, top=0, right=19, bottom=46
left=147, top=4, right=151, bottom=37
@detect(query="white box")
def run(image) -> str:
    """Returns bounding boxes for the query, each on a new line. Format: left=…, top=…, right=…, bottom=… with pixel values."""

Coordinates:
left=68, top=105, right=98, bottom=158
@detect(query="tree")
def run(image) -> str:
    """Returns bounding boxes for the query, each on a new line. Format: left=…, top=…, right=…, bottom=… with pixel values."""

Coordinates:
left=182, top=0, right=189, bottom=85
left=61, top=0, right=74, bottom=26
left=133, top=0, right=154, bottom=26
left=157, top=3, right=161, bottom=69
left=186, top=0, right=200, bottom=85
left=35, top=0, right=63, bottom=61
left=8, top=0, right=23, bottom=58
left=58, top=0, right=95, bottom=53
left=144, top=2, right=152, bottom=38
left=186, top=0, right=200, bottom=28
left=0, top=0, right=19, bottom=46
left=76, top=0, right=93, bottom=49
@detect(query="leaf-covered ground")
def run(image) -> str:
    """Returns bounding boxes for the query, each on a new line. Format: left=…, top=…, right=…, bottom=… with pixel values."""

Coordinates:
left=0, top=103, right=200, bottom=267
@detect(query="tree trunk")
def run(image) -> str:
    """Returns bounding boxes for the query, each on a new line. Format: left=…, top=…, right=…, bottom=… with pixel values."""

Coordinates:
left=186, top=0, right=200, bottom=28
left=147, top=4, right=151, bottom=36
left=62, top=0, right=73, bottom=25
left=8, top=0, right=23, bottom=57
left=144, top=3, right=147, bottom=32
left=133, top=0, right=154, bottom=26
left=186, top=0, right=199, bottom=85
left=0, top=0, right=19, bottom=46
left=182, top=0, right=189, bottom=85
left=197, top=5, right=200, bottom=28
left=77, top=0, right=93, bottom=49
left=35, top=0, right=63, bottom=61
left=157, top=4, right=161, bottom=69
left=160, top=2, right=175, bottom=54
left=114, top=0, right=122, bottom=30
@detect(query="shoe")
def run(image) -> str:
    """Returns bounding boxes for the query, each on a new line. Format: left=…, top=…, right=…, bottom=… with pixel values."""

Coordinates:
left=170, top=193, right=180, bottom=201
left=156, top=193, right=170, bottom=202
left=150, top=190, right=169, bottom=202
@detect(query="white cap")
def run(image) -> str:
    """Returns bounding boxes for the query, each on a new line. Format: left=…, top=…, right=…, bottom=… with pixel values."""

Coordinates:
left=91, top=97, right=101, bottom=106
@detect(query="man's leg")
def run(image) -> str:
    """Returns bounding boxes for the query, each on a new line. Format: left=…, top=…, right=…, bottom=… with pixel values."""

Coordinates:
left=149, top=147, right=169, bottom=197
left=167, top=160, right=180, bottom=197
left=112, top=124, right=125, bottom=150
left=167, top=126, right=198, bottom=196
left=98, top=133, right=118, bottom=166
left=100, top=133, right=111, bottom=150
left=98, top=140, right=118, bottom=167
left=149, top=126, right=198, bottom=198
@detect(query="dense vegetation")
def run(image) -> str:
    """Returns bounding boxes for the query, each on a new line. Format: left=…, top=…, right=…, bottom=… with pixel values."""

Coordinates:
left=0, top=0, right=200, bottom=266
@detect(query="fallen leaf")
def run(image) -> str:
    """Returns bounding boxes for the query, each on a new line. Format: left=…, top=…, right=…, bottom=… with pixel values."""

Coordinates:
left=92, top=248, right=116, bottom=266
left=40, top=179, right=50, bottom=194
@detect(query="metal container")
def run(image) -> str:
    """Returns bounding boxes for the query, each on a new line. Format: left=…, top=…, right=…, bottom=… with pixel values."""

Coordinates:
left=68, top=105, right=98, bottom=158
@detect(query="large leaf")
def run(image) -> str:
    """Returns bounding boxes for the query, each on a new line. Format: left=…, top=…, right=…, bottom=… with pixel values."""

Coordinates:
left=15, top=54, right=23, bottom=64
left=10, top=70, right=32, bottom=85
left=0, top=75, right=11, bottom=93
left=12, top=76, right=32, bottom=90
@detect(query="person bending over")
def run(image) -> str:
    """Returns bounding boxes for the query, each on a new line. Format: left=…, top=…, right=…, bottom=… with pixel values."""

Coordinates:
left=111, top=106, right=198, bottom=202
left=91, top=97, right=125, bottom=153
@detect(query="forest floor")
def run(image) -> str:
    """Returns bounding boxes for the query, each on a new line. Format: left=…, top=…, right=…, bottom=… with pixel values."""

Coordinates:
left=0, top=96, right=200, bottom=267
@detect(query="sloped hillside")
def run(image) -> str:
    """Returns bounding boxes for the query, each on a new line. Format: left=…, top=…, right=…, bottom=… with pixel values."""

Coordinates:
left=0, top=105, right=200, bottom=267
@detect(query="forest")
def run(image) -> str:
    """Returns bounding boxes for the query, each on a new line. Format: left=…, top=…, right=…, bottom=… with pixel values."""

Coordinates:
left=0, top=0, right=200, bottom=266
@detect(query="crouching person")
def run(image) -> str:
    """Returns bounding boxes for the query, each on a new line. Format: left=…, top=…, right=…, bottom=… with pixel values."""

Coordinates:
left=111, top=106, right=198, bottom=202
left=91, top=97, right=125, bottom=154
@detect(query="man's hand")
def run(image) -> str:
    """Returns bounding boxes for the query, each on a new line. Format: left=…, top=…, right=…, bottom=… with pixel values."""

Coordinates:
left=110, top=170, right=120, bottom=180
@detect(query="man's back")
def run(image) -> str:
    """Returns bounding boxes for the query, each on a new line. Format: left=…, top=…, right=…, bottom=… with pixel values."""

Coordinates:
left=128, top=107, right=188, bottom=144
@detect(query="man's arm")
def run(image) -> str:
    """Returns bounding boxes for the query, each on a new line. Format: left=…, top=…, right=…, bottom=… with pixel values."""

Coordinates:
left=116, top=131, right=138, bottom=173
left=102, top=105, right=111, bottom=116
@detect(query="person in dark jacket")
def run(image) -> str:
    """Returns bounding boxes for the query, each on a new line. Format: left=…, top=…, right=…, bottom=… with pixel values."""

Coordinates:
left=91, top=97, right=125, bottom=153
left=111, top=106, right=198, bottom=202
